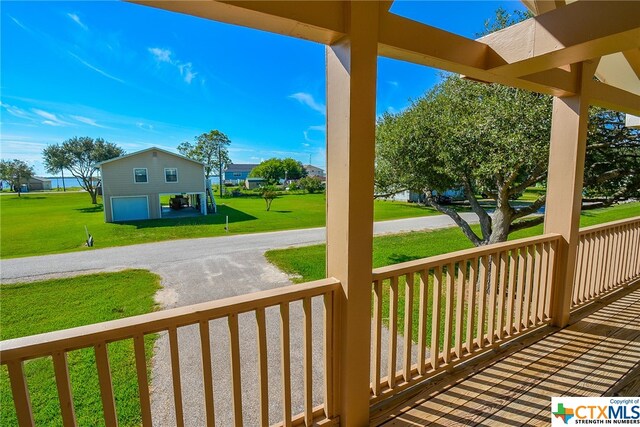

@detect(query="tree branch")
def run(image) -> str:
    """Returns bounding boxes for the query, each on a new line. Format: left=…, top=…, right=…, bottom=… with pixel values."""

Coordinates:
left=424, top=190, right=484, bottom=246
left=509, top=215, right=545, bottom=233
left=512, top=194, right=546, bottom=220
left=461, top=178, right=492, bottom=241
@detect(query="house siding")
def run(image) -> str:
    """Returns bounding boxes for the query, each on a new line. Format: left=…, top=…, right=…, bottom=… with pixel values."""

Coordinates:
left=101, top=150, right=205, bottom=222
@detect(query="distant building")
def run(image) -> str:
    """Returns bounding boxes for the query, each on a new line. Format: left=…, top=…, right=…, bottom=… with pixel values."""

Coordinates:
left=21, top=177, right=52, bottom=191
left=224, top=164, right=259, bottom=184
left=304, top=164, right=325, bottom=180
left=245, top=177, right=267, bottom=190
left=97, top=147, right=207, bottom=222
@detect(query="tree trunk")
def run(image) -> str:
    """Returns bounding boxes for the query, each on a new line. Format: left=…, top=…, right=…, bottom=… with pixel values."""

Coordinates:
left=489, top=205, right=512, bottom=244
left=89, top=188, right=98, bottom=204
left=61, top=169, right=66, bottom=192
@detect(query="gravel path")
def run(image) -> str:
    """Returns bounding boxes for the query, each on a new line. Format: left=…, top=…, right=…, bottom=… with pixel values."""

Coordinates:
left=0, top=213, right=479, bottom=426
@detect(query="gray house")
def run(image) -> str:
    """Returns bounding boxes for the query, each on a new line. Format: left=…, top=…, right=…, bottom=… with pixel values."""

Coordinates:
left=98, top=147, right=207, bottom=222
left=224, top=163, right=259, bottom=184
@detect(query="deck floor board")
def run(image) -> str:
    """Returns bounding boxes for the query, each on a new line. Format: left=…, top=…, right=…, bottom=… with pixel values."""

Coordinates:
left=375, top=284, right=640, bottom=427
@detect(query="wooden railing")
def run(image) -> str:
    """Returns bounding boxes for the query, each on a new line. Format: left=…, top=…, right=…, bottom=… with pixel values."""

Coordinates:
left=571, top=216, right=640, bottom=309
left=0, top=278, right=341, bottom=427
left=369, top=234, right=560, bottom=403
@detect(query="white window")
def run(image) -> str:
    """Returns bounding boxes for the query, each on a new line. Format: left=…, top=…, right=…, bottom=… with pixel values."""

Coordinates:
left=134, top=168, right=148, bottom=183
left=165, top=168, right=178, bottom=183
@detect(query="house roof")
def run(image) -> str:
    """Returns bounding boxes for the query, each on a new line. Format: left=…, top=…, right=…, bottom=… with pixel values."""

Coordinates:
left=225, top=163, right=259, bottom=172
left=30, top=177, right=51, bottom=182
left=96, top=147, right=204, bottom=167
left=304, top=164, right=324, bottom=172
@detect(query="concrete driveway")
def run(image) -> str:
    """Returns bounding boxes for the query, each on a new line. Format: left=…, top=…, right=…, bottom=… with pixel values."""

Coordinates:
left=0, top=213, right=479, bottom=426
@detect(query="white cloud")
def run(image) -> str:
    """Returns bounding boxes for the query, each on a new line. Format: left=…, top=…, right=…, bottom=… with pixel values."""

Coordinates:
left=149, top=47, right=198, bottom=84
left=32, top=109, right=71, bottom=126
left=136, top=122, right=154, bottom=131
left=1, top=102, right=32, bottom=120
left=289, top=92, right=325, bottom=115
left=67, top=13, right=88, bottom=31
left=71, top=115, right=105, bottom=128
left=149, top=47, right=172, bottom=63
left=302, top=143, right=310, bottom=147
left=308, top=124, right=326, bottom=132
left=387, top=81, right=399, bottom=87
left=9, top=16, right=30, bottom=32
left=68, top=51, right=125, bottom=84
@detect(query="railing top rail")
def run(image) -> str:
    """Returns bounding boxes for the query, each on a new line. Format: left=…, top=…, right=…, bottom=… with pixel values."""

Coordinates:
left=0, top=277, right=341, bottom=363
left=578, top=216, right=640, bottom=235
left=372, top=233, right=562, bottom=281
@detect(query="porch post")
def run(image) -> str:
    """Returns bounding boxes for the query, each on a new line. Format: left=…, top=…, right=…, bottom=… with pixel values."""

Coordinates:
left=326, top=1, right=379, bottom=425
left=545, top=60, right=597, bottom=327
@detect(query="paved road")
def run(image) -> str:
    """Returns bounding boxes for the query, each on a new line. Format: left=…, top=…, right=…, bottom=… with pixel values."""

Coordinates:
left=0, top=213, right=479, bottom=426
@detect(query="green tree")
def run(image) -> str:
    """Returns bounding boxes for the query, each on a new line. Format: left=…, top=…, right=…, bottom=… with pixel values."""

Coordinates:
left=42, top=145, right=72, bottom=191
left=299, top=176, right=324, bottom=194
left=259, top=185, right=278, bottom=211
left=178, top=130, right=231, bottom=198
left=250, top=158, right=285, bottom=184
left=0, top=159, right=34, bottom=196
left=583, top=109, right=640, bottom=204
left=54, top=137, right=124, bottom=204
left=376, top=76, right=552, bottom=246
left=250, top=158, right=305, bottom=184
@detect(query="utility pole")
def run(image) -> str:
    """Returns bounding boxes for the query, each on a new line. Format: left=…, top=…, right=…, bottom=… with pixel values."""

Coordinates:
left=218, top=145, right=224, bottom=198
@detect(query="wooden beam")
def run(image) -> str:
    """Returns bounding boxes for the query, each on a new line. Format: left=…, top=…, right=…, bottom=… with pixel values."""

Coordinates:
left=623, top=49, right=640, bottom=80
left=326, top=2, right=378, bottom=425
left=130, top=0, right=345, bottom=45
left=545, top=60, right=599, bottom=328
left=479, top=1, right=640, bottom=78
left=588, top=80, right=640, bottom=117
left=378, top=13, right=577, bottom=96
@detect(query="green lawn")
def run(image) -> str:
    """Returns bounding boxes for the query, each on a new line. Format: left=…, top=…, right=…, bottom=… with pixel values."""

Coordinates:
left=266, top=202, right=640, bottom=343
left=0, top=192, right=439, bottom=259
left=266, top=202, right=640, bottom=284
left=0, top=270, right=160, bottom=426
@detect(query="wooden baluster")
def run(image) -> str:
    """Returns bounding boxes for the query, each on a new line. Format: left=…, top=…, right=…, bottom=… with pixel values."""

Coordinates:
left=497, top=252, right=508, bottom=340
left=506, top=252, right=517, bottom=336
left=486, top=254, right=499, bottom=345
left=52, top=351, right=77, bottom=427
left=417, top=270, right=429, bottom=375
left=522, top=245, right=534, bottom=329
left=387, top=276, right=399, bottom=388
left=545, top=241, right=557, bottom=319
left=530, top=244, right=542, bottom=325
left=587, top=233, right=599, bottom=299
left=280, top=303, right=292, bottom=427
left=431, top=266, right=442, bottom=369
left=465, top=258, right=477, bottom=354
left=323, top=292, right=335, bottom=419
left=133, top=335, right=153, bottom=427
left=168, top=328, right=184, bottom=427
left=371, top=280, right=382, bottom=395
left=442, top=263, right=454, bottom=363
left=95, top=342, right=118, bottom=427
left=303, top=297, right=313, bottom=426
left=573, top=236, right=585, bottom=305
left=537, top=243, right=550, bottom=322
left=515, top=247, right=526, bottom=333
left=403, top=273, right=414, bottom=382
left=454, top=262, right=465, bottom=358
left=255, top=308, right=269, bottom=427
left=198, top=322, right=216, bottom=427
left=7, top=361, right=35, bottom=427
left=476, top=257, right=488, bottom=348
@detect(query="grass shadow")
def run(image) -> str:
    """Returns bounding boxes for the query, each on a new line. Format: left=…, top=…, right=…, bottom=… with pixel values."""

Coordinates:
left=273, top=210, right=293, bottom=213
left=387, top=253, right=422, bottom=264
left=75, top=205, right=104, bottom=213
left=118, top=205, right=257, bottom=229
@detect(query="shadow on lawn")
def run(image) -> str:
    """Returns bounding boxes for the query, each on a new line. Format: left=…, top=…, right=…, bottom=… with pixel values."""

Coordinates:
left=75, top=205, right=103, bottom=213
left=387, top=253, right=422, bottom=264
left=118, top=205, right=257, bottom=229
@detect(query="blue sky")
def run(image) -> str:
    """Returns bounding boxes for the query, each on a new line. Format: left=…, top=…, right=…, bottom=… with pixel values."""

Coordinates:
left=1, top=1, right=525, bottom=175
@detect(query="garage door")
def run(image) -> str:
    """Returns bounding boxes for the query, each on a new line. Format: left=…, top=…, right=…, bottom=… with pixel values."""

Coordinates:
left=111, top=197, right=149, bottom=221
